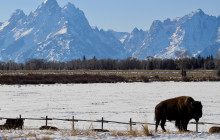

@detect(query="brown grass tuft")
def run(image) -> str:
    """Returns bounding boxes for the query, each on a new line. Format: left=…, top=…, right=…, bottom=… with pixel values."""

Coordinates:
left=110, top=131, right=128, bottom=137
left=129, top=129, right=139, bottom=137
left=142, top=124, right=153, bottom=136
left=41, top=137, right=52, bottom=140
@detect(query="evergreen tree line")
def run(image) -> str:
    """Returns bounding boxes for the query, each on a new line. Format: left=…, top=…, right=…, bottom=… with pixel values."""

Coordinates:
left=0, top=56, right=220, bottom=71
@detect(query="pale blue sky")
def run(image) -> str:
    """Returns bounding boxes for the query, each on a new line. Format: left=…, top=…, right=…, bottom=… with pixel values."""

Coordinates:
left=0, top=0, right=220, bottom=32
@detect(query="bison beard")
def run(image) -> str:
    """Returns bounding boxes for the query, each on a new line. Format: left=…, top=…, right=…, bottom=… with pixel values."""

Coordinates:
left=155, top=96, right=202, bottom=132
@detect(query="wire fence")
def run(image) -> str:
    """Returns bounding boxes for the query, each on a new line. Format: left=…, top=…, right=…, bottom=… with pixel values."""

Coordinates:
left=0, top=115, right=220, bottom=132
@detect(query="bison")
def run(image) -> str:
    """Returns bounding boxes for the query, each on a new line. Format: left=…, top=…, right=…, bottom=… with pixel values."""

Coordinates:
left=39, top=125, right=58, bottom=131
left=0, top=119, right=24, bottom=130
left=209, top=126, right=220, bottom=133
left=155, top=96, right=202, bottom=132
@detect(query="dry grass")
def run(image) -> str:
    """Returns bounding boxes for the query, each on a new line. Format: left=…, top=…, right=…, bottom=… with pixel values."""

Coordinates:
left=0, top=73, right=126, bottom=84
left=0, top=69, right=217, bottom=77
left=23, top=132, right=37, bottom=138
left=61, top=123, right=97, bottom=137
left=0, top=130, right=56, bottom=139
left=41, top=137, right=52, bottom=140
left=0, top=70, right=219, bottom=84
left=142, top=124, right=153, bottom=136
left=110, top=123, right=153, bottom=137
left=0, top=127, right=203, bottom=139
left=110, top=131, right=128, bottom=137
left=110, top=130, right=140, bottom=137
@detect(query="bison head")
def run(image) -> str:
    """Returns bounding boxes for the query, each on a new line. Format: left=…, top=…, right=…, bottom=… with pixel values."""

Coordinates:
left=190, top=101, right=203, bottom=121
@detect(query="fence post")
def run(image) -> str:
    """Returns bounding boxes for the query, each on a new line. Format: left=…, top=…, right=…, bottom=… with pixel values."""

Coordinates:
left=19, top=114, right=23, bottom=129
left=130, top=118, right=132, bottom=131
left=196, top=121, right=198, bottom=133
left=46, top=116, right=48, bottom=126
left=101, top=117, right=104, bottom=130
left=72, top=116, right=75, bottom=131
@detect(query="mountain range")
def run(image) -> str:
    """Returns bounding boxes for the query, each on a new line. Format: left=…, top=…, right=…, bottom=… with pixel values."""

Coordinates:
left=130, top=9, right=220, bottom=59
left=0, top=0, right=219, bottom=62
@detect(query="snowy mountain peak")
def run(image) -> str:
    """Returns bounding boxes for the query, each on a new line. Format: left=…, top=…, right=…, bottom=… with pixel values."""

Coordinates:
left=131, top=28, right=145, bottom=35
left=132, top=27, right=139, bottom=33
left=9, top=9, right=26, bottom=21
left=37, top=0, right=60, bottom=12
left=187, top=9, right=205, bottom=18
left=195, top=9, right=205, bottom=15
left=151, top=20, right=163, bottom=29
left=63, top=2, right=78, bottom=13
left=43, top=0, right=58, bottom=5
left=66, top=2, right=76, bottom=9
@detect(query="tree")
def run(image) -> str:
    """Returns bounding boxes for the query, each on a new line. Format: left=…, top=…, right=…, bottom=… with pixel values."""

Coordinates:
left=175, top=50, right=191, bottom=77
left=147, top=61, right=154, bottom=70
left=215, top=50, right=220, bottom=69
left=217, top=68, right=220, bottom=77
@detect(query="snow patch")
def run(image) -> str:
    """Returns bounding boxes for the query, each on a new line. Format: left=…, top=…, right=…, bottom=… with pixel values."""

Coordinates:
left=44, top=0, right=49, bottom=4
left=14, top=28, right=33, bottom=40
left=55, top=28, right=67, bottom=35
left=120, top=35, right=128, bottom=43
left=21, top=28, right=33, bottom=37
left=0, top=21, right=10, bottom=30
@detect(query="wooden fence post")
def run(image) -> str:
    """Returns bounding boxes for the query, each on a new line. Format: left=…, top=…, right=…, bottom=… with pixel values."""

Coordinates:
left=19, top=114, right=23, bottom=130
left=46, top=116, right=48, bottom=126
left=130, top=118, right=132, bottom=131
left=72, top=116, right=75, bottom=131
left=101, top=117, right=104, bottom=130
left=196, top=121, right=198, bottom=133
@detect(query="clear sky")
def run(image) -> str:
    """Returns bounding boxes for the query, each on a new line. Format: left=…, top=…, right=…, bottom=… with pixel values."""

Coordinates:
left=0, top=0, right=220, bottom=32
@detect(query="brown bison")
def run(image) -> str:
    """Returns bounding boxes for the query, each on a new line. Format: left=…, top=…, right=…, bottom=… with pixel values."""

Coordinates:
left=0, top=119, right=24, bottom=130
left=209, top=126, right=220, bottom=133
left=39, top=125, right=58, bottom=131
left=155, top=96, right=202, bottom=132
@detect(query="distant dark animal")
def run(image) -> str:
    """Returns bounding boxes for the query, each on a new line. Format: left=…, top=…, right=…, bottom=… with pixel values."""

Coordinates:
left=92, top=129, right=109, bottom=132
left=0, top=119, right=24, bottom=130
left=40, top=125, right=58, bottom=131
left=155, top=96, right=202, bottom=132
left=209, top=126, right=220, bottom=133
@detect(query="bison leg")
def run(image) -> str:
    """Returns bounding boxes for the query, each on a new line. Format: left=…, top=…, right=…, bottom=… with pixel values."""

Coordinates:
left=155, top=118, right=161, bottom=132
left=160, top=118, right=166, bottom=132
left=176, top=120, right=186, bottom=131
left=182, top=120, right=189, bottom=131
left=175, top=120, right=182, bottom=131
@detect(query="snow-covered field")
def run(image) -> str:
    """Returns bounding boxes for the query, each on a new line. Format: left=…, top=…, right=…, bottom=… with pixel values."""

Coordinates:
left=0, top=82, right=220, bottom=139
